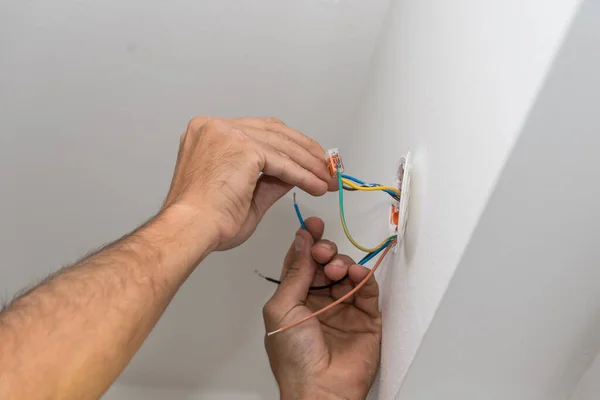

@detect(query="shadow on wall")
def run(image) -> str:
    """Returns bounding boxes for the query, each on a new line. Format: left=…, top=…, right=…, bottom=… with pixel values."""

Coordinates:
left=114, top=198, right=304, bottom=398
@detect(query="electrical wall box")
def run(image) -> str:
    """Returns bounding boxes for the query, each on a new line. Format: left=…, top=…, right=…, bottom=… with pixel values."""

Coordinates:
left=390, top=152, right=412, bottom=241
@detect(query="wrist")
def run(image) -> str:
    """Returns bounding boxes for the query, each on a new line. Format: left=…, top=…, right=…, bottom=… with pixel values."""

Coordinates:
left=144, top=205, right=220, bottom=271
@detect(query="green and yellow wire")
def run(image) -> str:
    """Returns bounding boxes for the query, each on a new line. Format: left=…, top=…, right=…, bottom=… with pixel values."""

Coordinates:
left=337, top=171, right=397, bottom=253
left=341, top=178, right=401, bottom=196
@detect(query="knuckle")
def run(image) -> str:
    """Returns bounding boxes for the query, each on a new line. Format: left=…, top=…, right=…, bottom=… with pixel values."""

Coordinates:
left=246, top=146, right=264, bottom=166
left=187, top=116, right=211, bottom=133
left=198, top=118, right=221, bottom=133
left=265, top=117, right=286, bottom=127
left=262, top=301, right=277, bottom=320
left=285, top=259, right=306, bottom=279
left=308, top=137, right=325, bottom=155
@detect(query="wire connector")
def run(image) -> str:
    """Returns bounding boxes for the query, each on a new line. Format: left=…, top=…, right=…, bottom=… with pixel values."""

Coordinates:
left=326, top=148, right=344, bottom=176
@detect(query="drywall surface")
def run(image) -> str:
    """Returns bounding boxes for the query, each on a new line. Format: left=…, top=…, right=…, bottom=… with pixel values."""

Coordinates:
left=340, top=0, right=581, bottom=397
left=0, top=0, right=390, bottom=398
left=570, top=351, right=600, bottom=400
left=396, top=1, right=600, bottom=398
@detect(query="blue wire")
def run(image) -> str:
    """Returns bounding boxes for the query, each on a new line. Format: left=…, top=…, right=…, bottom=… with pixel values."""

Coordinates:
left=293, top=193, right=308, bottom=230
left=341, top=174, right=399, bottom=198
left=341, top=174, right=369, bottom=186
left=254, top=192, right=398, bottom=290
left=357, top=237, right=395, bottom=265
left=293, top=191, right=396, bottom=267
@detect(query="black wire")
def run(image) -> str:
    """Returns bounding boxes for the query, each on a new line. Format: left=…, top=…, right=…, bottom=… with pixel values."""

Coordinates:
left=263, top=274, right=350, bottom=291
left=259, top=248, right=377, bottom=290
left=310, top=274, right=349, bottom=290
left=257, top=185, right=396, bottom=291
left=266, top=275, right=349, bottom=290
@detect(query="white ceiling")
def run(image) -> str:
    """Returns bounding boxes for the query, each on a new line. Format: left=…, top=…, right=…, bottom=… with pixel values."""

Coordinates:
left=0, top=0, right=391, bottom=396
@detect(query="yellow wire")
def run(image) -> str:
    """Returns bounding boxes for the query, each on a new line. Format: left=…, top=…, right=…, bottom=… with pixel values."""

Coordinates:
left=338, top=174, right=397, bottom=253
left=340, top=210, right=396, bottom=253
left=341, top=178, right=401, bottom=196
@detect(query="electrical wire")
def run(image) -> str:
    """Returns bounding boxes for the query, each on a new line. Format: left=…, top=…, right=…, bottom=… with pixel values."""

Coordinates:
left=293, top=193, right=307, bottom=231
left=342, top=174, right=401, bottom=199
left=255, top=194, right=396, bottom=291
left=255, top=270, right=349, bottom=290
left=340, top=174, right=370, bottom=185
left=338, top=172, right=397, bottom=253
left=255, top=193, right=335, bottom=291
left=342, top=178, right=401, bottom=197
left=255, top=235, right=395, bottom=290
left=267, top=238, right=396, bottom=336
left=257, top=169, right=401, bottom=334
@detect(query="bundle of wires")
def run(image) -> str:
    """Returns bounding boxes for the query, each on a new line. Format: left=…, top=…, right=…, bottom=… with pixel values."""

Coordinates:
left=338, top=173, right=398, bottom=253
left=255, top=192, right=396, bottom=290
left=341, top=174, right=400, bottom=202
left=267, top=237, right=397, bottom=336
left=258, top=169, right=401, bottom=336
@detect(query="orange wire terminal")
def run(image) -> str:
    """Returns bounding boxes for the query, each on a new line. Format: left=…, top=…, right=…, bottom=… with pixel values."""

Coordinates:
left=326, top=148, right=344, bottom=176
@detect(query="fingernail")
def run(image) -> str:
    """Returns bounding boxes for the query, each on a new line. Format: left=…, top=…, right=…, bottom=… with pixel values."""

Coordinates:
left=295, top=233, right=305, bottom=252
left=330, top=258, right=345, bottom=268
left=315, top=240, right=333, bottom=251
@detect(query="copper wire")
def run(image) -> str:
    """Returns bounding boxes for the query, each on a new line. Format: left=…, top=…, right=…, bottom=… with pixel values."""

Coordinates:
left=267, top=239, right=396, bottom=336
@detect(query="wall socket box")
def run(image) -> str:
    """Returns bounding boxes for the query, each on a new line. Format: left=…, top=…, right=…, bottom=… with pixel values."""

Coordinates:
left=390, top=152, right=412, bottom=242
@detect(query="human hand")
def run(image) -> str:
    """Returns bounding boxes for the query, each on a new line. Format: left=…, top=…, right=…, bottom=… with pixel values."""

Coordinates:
left=162, top=117, right=334, bottom=253
left=263, top=217, right=382, bottom=400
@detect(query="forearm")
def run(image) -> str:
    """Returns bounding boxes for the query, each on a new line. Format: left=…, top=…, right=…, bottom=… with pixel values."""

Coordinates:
left=0, top=206, right=215, bottom=399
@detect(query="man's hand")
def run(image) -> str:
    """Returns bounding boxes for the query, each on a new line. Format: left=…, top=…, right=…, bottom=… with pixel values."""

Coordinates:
left=0, top=116, right=333, bottom=400
left=162, top=117, right=334, bottom=252
left=263, top=217, right=382, bottom=400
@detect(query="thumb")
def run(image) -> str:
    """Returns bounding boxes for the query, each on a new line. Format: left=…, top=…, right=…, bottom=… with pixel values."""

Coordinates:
left=253, top=175, right=293, bottom=221
left=273, top=229, right=316, bottom=306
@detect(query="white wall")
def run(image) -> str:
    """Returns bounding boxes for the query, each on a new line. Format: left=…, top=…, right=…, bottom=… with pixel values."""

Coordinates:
left=570, top=351, right=600, bottom=400
left=342, top=0, right=581, bottom=398
left=2, top=0, right=593, bottom=398
left=396, top=3, right=600, bottom=397
left=0, top=1, right=391, bottom=398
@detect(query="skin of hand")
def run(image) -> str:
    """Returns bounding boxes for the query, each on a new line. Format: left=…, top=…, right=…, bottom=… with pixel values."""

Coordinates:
left=263, top=217, right=382, bottom=400
left=163, top=117, right=336, bottom=253
left=0, top=117, right=334, bottom=400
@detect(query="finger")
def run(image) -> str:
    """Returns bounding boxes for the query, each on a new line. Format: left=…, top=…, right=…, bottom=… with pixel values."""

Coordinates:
left=307, top=239, right=335, bottom=292
left=304, top=217, right=325, bottom=242
left=251, top=175, right=293, bottom=224
left=232, top=117, right=326, bottom=161
left=349, top=264, right=380, bottom=318
left=272, top=229, right=317, bottom=306
left=233, top=124, right=331, bottom=184
left=324, top=254, right=352, bottom=282
left=281, top=217, right=324, bottom=280
left=311, top=240, right=337, bottom=265
left=280, top=218, right=331, bottom=292
left=301, top=219, right=330, bottom=290
left=328, top=255, right=355, bottom=303
left=231, top=175, right=292, bottom=243
left=253, top=118, right=337, bottom=193
left=325, top=163, right=339, bottom=192
left=186, top=116, right=212, bottom=134
left=252, top=139, right=328, bottom=196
